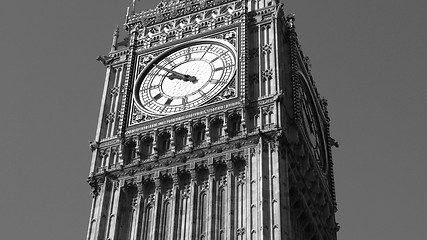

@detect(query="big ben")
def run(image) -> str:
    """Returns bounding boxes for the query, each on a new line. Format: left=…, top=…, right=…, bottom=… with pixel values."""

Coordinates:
left=87, top=1, right=339, bottom=240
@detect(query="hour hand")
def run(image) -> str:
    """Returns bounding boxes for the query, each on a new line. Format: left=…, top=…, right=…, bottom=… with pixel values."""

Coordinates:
left=154, top=64, right=197, bottom=83
left=167, top=73, right=187, bottom=81
left=167, top=73, right=197, bottom=83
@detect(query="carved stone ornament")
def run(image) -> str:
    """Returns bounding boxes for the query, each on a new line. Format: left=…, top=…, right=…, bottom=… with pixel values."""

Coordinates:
left=126, top=0, right=245, bottom=50
left=131, top=106, right=154, bottom=124
left=237, top=171, right=246, bottom=185
left=138, top=54, right=155, bottom=72
left=89, top=141, right=99, bottom=152
left=215, top=31, right=237, bottom=47
left=222, top=87, right=236, bottom=99
left=286, top=13, right=296, bottom=28
left=262, top=43, right=272, bottom=55
left=218, top=175, right=227, bottom=187
left=262, top=69, right=273, bottom=81
left=96, top=55, right=114, bottom=66
left=88, top=177, right=105, bottom=197
left=106, top=112, right=116, bottom=123
left=110, top=86, right=120, bottom=96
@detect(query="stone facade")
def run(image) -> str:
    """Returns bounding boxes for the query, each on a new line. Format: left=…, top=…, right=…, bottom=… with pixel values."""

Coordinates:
left=87, top=1, right=339, bottom=240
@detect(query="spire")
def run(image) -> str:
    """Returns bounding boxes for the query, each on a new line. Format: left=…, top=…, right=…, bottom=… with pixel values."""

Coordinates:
left=247, top=0, right=280, bottom=11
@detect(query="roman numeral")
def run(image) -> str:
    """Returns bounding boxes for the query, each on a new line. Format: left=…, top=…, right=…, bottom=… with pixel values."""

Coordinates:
left=163, top=57, right=177, bottom=67
left=165, top=98, right=173, bottom=105
left=200, top=45, right=212, bottom=59
left=154, top=93, right=162, bottom=100
left=141, top=85, right=159, bottom=91
left=182, top=97, right=188, bottom=105
left=211, top=51, right=227, bottom=63
left=197, top=90, right=210, bottom=101
left=216, top=64, right=235, bottom=71
left=185, top=48, right=191, bottom=60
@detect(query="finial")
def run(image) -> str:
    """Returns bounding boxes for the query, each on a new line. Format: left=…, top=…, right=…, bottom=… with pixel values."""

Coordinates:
left=114, top=25, right=120, bottom=36
left=111, top=26, right=120, bottom=52
left=286, top=13, right=296, bottom=28
left=132, top=0, right=137, bottom=14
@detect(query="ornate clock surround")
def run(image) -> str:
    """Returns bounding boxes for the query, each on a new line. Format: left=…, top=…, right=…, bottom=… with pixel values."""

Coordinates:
left=127, top=4, right=248, bottom=127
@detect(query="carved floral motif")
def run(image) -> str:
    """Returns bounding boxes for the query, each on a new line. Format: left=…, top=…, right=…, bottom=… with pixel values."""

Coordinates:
left=131, top=107, right=154, bottom=124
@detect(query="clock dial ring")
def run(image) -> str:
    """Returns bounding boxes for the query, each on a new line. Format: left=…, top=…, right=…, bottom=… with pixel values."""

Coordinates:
left=134, top=39, right=237, bottom=115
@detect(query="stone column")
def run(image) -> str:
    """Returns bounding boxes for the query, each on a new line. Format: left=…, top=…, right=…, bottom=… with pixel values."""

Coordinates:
left=94, top=178, right=110, bottom=240
left=152, top=130, right=158, bottom=157
left=151, top=173, right=162, bottom=240
left=186, top=122, right=193, bottom=149
left=188, top=165, right=197, bottom=238
left=86, top=192, right=97, bottom=240
left=259, top=138, right=271, bottom=239
left=134, top=136, right=141, bottom=162
left=236, top=156, right=248, bottom=240
left=87, top=178, right=105, bottom=240
left=223, top=112, right=229, bottom=138
left=170, top=168, right=179, bottom=239
left=106, top=180, right=124, bottom=240
left=204, top=117, right=211, bottom=143
left=170, top=126, right=176, bottom=152
left=206, top=158, right=216, bottom=240
left=130, top=177, right=144, bottom=240
left=226, top=154, right=235, bottom=240
left=240, top=108, right=246, bottom=135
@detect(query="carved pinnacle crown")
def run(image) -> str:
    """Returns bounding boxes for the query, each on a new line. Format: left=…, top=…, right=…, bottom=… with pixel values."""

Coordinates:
left=126, top=0, right=244, bottom=27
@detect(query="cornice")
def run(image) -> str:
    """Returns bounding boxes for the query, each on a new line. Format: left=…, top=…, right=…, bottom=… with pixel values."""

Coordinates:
left=91, top=128, right=282, bottom=179
left=127, top=100, right=242, bottom=135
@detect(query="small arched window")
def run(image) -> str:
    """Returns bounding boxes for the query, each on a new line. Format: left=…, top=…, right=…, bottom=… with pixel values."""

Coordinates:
left=192, top=121, right=205, bottom=147
left=140, top=135, right=153, bottom=160
left=227, top=112, right=241, bottom=138
left=157, top=130, right=171, bottom=156
left=210, top=116, right=223, bottom=143
left=174, top=125, right=188, bottom=152
left=123, top=140, right=136, bottom=165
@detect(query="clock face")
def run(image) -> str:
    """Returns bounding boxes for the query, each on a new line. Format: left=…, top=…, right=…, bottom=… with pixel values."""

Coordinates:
left=301, top=88, right=328, bottom=174
left=134, top=39, right=237, bottom=115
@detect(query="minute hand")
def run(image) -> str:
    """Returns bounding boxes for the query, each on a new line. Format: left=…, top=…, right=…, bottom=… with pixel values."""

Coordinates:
left=154, top=64, right=197, bottom=83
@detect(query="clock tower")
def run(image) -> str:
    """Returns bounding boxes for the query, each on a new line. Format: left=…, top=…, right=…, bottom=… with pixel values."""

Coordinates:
left=87, top=1, right=339, bottom=240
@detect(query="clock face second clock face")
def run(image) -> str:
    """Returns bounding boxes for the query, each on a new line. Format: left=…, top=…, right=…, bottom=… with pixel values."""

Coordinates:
left=134, top=39, right=237, bottom=115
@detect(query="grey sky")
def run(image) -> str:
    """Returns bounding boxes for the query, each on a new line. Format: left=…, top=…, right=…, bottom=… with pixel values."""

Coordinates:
left=0, top=0, right=426, bottom=239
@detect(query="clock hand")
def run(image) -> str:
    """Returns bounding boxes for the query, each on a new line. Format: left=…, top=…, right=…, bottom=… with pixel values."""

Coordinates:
left=153, top=64, right=198, bottom=83
left=154, top=64, right=185, bottom=78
